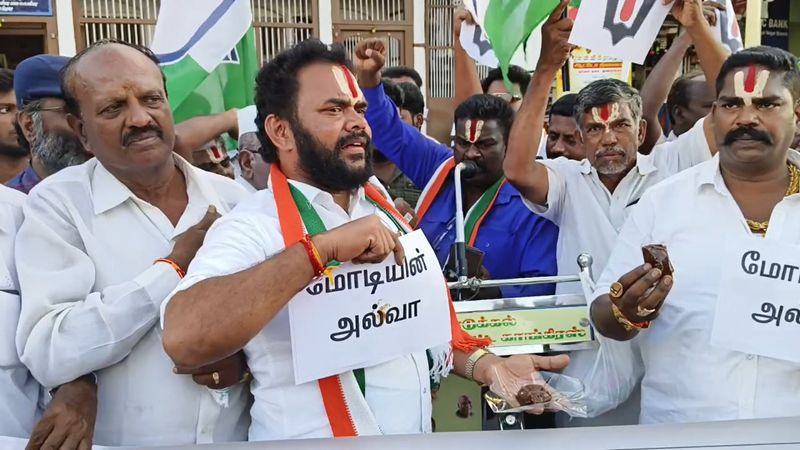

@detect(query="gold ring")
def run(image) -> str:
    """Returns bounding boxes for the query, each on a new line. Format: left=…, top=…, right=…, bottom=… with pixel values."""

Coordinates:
left=212, top=371, right=220, bottom=385
left=609, top=282, right=624, bottom=299
left=636, top=306, right=656, bottom=317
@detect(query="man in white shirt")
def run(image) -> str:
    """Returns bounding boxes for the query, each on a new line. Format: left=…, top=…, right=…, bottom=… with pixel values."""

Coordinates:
left=14, top=41, right=250, bottom=446
left=3, top=184, right=100, bottom=449
left=0, top=185, right=40, bottom=437
left=502, top=0, right=729, bottom=426
left=161, top=38, right=570, bottom=441
left=590, top=45, right=800, bottom=423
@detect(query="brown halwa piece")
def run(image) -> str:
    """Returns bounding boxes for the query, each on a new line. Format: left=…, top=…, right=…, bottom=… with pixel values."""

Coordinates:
left=515, top=384, right=552, bottom=406
left=642, top=244, right=673, bottom=277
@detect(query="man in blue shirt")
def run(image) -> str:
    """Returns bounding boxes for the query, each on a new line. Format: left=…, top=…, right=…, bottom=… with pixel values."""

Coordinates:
left=354, top=39, right=558, bottom=298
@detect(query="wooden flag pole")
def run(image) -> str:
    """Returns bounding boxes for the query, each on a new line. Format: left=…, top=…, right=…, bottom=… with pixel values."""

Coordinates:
left=744, top=0, right=762, bottom=48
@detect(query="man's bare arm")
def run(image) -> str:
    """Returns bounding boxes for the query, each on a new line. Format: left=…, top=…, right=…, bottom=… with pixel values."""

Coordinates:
left=453, top=9, right=484, bottom=106
left=173, top=109, right=238, bottom=160
left=503, top=2, right=572, bottom=206
left=639, top=33, right=693, bottom=154
left=163, top=243, right=315, bottom=370
left=669, top=0, right=729, bottom=95
left=163, top=216, right=404, bottom=370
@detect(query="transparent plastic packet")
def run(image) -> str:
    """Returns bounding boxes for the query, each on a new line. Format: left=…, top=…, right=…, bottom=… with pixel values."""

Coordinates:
left=484, top=366, right=588, bottom=418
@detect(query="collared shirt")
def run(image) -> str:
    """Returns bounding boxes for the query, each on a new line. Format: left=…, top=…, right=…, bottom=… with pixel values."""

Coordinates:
left=0, top=185, right=40, bottom=438
left=525, top=117, right=712, bottom=296
left=525, top=118, right=711, bottom=427
left=592, top=151, right=800, bottom=424
left=14, top=156, right=251, bottom=446
left=163, top=178, right=432, bottom=441
left=655, top=131, right=679, bottom=146
left=236, top=174, right=258, bottom=194
left=364, top=84, right=559, bottom=298
left=5, top=164, right=41, bottom=194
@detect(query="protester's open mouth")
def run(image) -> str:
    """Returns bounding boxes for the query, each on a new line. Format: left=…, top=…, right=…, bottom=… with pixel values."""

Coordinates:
left=340, top=139, right=367, bottom=156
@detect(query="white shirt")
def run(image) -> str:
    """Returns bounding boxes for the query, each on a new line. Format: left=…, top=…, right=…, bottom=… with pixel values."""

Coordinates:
left=236, top=173, right=258, bottom=194
left=14, top=157, right=251, bottom=446
left=526, top=117, right=712, bottom=295
left=592, top=151, right=800, bottom=424
left=0, top=185, right=40, bottom=438
left=165, top=178, right=432, bottom=441
left=655, top=130, right=679, bottom=146
left=525, top=118, right=711, bottom=426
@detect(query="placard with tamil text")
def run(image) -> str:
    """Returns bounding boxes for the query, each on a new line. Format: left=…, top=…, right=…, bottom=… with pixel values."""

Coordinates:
left=710, top=236, right=800, bottom=363
left=289, top=230, right=452, bottom=384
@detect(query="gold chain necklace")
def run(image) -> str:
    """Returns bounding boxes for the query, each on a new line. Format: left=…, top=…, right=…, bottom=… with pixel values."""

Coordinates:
left=746, top=163, right=800, bottom=234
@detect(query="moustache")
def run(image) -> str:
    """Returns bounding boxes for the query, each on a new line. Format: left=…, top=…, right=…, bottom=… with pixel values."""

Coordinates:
left=595, top=147, right=626, bottom=158
left=335, top=131, right=372, bottom=152
left=123, top=125, right=164, bottom=147
left=723, top=127, right=772, bottom=146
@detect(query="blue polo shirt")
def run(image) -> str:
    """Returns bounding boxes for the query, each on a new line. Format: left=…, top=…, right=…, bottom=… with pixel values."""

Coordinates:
left=364, top=84, right=559, bottom=298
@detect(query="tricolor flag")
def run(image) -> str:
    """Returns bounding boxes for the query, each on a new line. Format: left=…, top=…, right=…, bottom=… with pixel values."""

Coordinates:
left=481, top=0, right=581, bottom=87
left=151, top=0, right=259, bottom=123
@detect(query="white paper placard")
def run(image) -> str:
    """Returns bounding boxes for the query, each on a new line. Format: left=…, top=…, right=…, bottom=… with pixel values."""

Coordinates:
left=569, top=0, right=672, bottom=65
left=289, top=230, right=452, bottom=385
left=710, top=236, right=800, bottom=363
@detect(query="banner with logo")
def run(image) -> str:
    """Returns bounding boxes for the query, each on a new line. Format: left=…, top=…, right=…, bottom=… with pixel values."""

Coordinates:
left=569, top=0, right=672, bottom=64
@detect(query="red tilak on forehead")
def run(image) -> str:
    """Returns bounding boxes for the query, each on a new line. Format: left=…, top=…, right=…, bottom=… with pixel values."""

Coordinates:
left=620, top=0, right=636, bottom=21
left=599, top=104, right=611, bottom=122
left=469, top=120, right=478, bottom=142
left=210, top=146, right=222, bottom=160
left=340, top=65, right=359, bottom=99
left=744, top=64, right=758, bottom=93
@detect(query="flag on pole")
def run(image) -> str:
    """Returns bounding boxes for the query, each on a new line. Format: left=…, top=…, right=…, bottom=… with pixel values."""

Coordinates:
left=482, top=0, right=581, bottom=88
left=151, top=0, right=259, bottom=124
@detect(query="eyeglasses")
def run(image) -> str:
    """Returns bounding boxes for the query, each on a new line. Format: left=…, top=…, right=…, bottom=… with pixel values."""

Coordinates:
left=0, top=104, right=16, bottom=115
left=491, top=92, right=523, bottom=103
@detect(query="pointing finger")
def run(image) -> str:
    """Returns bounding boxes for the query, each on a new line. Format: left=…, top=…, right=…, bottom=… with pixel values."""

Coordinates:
left=391, top=232, right=405, bottom=265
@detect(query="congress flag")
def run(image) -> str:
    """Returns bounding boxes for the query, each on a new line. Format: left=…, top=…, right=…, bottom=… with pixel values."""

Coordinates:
left=151, top=0, right=259, bottom=123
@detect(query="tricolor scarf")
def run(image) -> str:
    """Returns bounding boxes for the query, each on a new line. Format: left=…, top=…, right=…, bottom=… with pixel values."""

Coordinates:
left=270, top=164, right=490, bottom=437
left=415, top=157, right=507, bottom=246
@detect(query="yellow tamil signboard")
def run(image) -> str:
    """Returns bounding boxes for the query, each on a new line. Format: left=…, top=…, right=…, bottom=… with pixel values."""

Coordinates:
left=456, top=306, right=593, bottom=348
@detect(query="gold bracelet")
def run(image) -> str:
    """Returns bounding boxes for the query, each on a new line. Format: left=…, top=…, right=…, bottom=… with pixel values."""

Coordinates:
left=464, top=348, right=491, bottom=382
left=611, top=303, right=650, bottom=332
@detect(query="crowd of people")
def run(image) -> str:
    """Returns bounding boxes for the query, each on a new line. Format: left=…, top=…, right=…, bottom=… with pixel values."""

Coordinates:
left=0, top=0, right=799, bottom=448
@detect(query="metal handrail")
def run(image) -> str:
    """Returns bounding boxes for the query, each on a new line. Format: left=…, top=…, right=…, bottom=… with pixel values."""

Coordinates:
left=447, top=253, right=596, bottom=292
